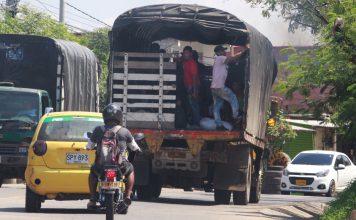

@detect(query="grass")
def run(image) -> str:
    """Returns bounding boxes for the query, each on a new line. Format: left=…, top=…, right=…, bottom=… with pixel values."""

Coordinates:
left=321, top=180, right=356, bottom=220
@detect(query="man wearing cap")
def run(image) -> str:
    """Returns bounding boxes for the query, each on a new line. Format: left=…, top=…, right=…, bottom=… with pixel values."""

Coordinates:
left=182, top=46, right=200, bottom=127
left=211, top=45, right=246, bottom=130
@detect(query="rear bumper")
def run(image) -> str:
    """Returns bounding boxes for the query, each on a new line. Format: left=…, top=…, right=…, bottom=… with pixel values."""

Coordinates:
left=25, top=165, right=90, bottom=196
left=0, top=154, right=27, bottom=178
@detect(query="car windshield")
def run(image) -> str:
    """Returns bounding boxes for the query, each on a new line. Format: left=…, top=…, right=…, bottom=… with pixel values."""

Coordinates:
left=0, top=91, right=39, bottom=123
left=292, top=153, right=334, bottom=165
left=38, top=116, right=104, bottom=142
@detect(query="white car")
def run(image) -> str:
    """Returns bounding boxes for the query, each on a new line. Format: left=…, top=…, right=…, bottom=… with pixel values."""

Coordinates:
left=280, top=150, right=356, bottom=196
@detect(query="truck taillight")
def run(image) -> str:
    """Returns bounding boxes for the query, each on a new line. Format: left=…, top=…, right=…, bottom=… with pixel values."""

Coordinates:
left=33, top=140, right=47, bottom=156
left=105, top=169, right=116, bottom=182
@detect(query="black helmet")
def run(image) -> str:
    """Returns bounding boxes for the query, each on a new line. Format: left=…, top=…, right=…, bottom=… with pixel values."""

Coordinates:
left=102, top=103, right=123, bottom=124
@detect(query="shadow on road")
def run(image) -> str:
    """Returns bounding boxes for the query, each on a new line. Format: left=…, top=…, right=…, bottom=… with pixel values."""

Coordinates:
left=0, top=207, right=100, bottom=215
left=138, top=197, right=215, bottom=206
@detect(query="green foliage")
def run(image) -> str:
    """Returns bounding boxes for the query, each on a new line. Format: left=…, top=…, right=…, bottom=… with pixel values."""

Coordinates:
left=252, top=0, right=356, bottom=139
left=245, top=0, right=333, bottom=34
left=321, top=180, right=356, bottom=220
left=267, top=112, right=297, bottom=151
left=0, top=5, right=78, bottom=41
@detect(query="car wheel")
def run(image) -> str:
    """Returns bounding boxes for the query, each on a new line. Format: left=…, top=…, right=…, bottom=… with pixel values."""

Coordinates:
left=214, top=189, right=231, bottom=204
left=326, top=180, right=336, bottom=197
left=25, top=186, right=41, bottom=212
left=0, top=178, right=3, bottom=188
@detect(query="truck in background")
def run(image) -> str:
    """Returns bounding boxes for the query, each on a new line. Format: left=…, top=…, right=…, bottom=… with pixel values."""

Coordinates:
left=0, top=34, right=100, bottom=186
left=108, top=4, right=276, bottom=205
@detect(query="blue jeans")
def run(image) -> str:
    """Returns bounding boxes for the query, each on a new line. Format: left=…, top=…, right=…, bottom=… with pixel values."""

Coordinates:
left=211, top=87, right=239, bottom=126
left=186, top=87, right=201, bottom=126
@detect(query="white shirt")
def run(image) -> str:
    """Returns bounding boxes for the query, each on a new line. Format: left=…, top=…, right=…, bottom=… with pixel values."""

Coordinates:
left=211, top=55, right=228, bottom=89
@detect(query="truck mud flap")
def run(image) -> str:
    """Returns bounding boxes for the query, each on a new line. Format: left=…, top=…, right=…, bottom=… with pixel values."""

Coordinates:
left=213, top=145, right=251, bottom=191
left=133, top=154, right=151, bottom=186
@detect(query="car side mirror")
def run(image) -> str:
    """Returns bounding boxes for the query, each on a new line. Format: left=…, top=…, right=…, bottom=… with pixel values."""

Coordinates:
left=84, top=132, right=93, bottom=139
left=337, top=164, right=346, bottom=170
left=133, top=133, right=144, bottom=142
left=44, top=107, right=54, bottom=114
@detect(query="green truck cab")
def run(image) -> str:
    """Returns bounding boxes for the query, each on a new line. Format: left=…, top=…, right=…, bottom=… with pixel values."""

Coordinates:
left=0, top=84, right=52, bottom=186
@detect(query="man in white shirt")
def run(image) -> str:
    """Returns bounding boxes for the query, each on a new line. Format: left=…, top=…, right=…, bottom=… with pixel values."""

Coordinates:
left=211, top=45, right=246, bottom=130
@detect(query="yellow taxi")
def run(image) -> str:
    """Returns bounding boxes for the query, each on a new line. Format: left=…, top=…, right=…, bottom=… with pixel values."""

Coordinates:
left=25, top=111, right=104, bottom=212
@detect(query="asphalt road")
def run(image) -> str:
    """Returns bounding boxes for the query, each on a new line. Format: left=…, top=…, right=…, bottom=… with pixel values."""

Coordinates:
left=0, top=184, right=333, bottom=220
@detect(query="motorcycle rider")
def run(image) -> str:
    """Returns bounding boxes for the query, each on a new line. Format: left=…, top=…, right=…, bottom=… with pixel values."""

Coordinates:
left=86, top=103, right=141, bottom=210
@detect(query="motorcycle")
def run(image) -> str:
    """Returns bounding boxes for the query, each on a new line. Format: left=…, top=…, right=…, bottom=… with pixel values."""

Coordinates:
left=86, top=132, right=144, bottom=220
left=97, top=165, right=128, bottom=219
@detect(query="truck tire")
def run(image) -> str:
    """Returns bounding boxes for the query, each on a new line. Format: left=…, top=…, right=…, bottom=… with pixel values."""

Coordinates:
left=268, top=152, right=291, bottom=167
left=263, top=170, right=283, bottom=178
left=233, top=153, right=252, bottom=205
left=263, top=177, right=281, bottom=185
left=262, top=184, right=281, bottom=194
left=214, top=189, right=231, bottom=204
left=249, top=176, right=261, bottom=203
left=267, top=166, right=285, bottom=171
left=0, top=178, right=3, bottom=188
left=25, top=186, right=41, bottom=212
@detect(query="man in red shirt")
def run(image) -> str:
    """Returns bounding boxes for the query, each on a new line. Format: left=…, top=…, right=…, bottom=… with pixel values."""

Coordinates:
left=182, top=46, right=200, bottom=127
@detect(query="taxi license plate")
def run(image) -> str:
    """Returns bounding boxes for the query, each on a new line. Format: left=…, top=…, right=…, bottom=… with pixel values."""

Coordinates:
left=66, top=153, right=89, bottom=164
left=100, top=182, right=120, bottom=190
left=295, top=179, right=307, bottom=186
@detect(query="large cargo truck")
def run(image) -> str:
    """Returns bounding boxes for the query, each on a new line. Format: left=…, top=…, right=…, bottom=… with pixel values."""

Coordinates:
left=108, top=4, right=276, bottom=205
left=0, top=34, right=100, bottom=185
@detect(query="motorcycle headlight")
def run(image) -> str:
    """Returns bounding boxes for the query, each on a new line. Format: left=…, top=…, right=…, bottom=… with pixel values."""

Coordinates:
left=282, top=169, right=289, bottom=176
left=316, top=169, right=330, bottom=177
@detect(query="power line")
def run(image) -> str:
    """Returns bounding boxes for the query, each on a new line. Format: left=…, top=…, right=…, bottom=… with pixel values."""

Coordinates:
left=65, top=2, right=111, bottom=28
left=34, top=0, right=104, bottom=26
left=33, top=0, right=97, bottom=29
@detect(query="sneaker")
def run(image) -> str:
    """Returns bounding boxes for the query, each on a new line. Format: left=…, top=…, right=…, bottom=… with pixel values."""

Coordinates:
left=117, top=198, right=131, bottom=214
left=87, top=199, right=96, bottom=209
left=216, top=125, right=228, bottom=131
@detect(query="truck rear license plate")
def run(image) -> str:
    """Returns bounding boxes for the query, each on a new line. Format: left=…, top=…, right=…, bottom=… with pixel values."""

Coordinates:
left=167, top=151, right=186, bottom=159
left=66, top=153, right=89, bottom=164
left=295, top=179, right=307, bottom=186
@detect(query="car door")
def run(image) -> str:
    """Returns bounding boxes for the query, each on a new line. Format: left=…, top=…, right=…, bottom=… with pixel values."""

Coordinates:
left=334, top=155, right=347, bottom=189
left=341, top=155, right=354, bottom=186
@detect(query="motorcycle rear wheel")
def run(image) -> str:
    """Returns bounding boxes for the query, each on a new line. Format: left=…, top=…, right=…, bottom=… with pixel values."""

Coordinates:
left=105, top=194, right=114, bottom=220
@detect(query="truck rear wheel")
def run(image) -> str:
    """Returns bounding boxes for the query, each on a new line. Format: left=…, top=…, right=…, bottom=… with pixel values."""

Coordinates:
left=233, top=152, right=252, bottom=205
left=25, top=186, right=41, bottom=212
left=0, top=178, right=3, bottom=188
left=249, top=175, right=261, bottom=203
left=214, top=189, right=231, bottom=204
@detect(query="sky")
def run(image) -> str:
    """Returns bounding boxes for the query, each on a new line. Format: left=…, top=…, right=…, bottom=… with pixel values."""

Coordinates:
left=19, top=0, right=316, bottom=46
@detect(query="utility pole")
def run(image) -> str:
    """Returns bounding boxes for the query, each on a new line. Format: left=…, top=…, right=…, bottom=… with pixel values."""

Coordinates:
left=59, top=0, right=65, bottom=23
left=6, top=0, right=19, bottom=17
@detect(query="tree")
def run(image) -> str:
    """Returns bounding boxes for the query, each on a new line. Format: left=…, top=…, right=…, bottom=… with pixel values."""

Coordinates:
left=267, top=111, right=297, bottom=151
left=245, top=0, right=333, bottom=34
left=0, top=5, right=78, bottom=41
left=248, top=0, right=356, bottom=139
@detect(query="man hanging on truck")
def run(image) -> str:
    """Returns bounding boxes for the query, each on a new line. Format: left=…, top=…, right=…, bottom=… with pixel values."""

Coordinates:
left=86, top=103, right=141, bottom=211
left=181, top=46, right=201, bottom=128
left=211, top=45, right=247, bottom=130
